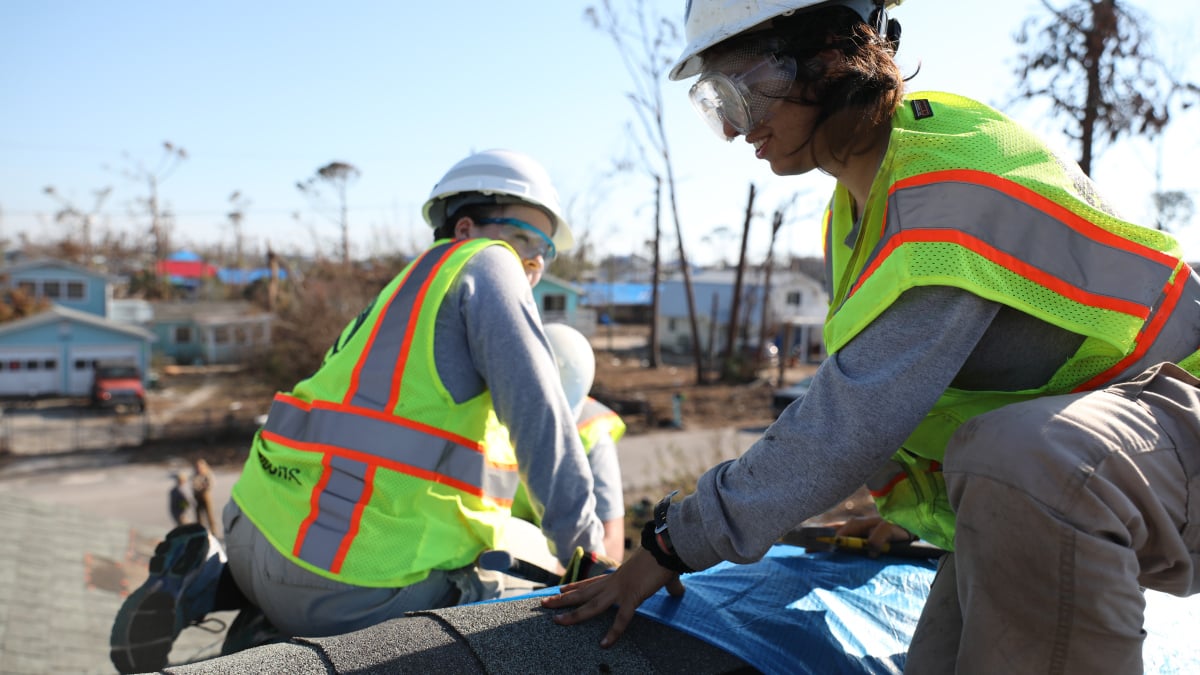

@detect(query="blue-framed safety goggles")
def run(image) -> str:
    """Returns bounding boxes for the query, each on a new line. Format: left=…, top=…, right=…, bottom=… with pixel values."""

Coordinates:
left=476, top=217, right=557, bottom=261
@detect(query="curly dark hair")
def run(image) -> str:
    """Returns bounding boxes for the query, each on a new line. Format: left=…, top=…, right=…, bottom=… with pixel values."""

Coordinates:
left=714, top=5, right=909, bottom=167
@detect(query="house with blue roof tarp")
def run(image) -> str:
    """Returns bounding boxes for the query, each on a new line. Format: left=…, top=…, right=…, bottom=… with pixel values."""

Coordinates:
left=580, top=282, right=653, bottom=324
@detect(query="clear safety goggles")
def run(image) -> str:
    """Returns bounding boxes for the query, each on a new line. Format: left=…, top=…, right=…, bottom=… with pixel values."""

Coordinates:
left=477, top=217, right=557, bottom=261
left=689, top=47, right=798, bottom=141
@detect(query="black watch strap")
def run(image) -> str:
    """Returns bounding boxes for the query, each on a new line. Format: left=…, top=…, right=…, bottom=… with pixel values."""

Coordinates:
left=641, top=490, right=692, bottom=574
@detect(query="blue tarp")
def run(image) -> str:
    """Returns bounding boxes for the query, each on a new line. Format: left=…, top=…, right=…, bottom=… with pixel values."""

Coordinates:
left=634, top=545, right=1200, bottom=675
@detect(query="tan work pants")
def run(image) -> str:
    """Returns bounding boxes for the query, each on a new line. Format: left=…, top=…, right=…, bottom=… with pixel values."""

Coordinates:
left=905, top=362, right=1200, bottom=675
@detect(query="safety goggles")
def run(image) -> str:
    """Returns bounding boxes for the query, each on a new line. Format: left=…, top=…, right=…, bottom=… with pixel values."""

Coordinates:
left=689, top=48, right=798, bottom=141
left=477, top=217, right=557, bottom=261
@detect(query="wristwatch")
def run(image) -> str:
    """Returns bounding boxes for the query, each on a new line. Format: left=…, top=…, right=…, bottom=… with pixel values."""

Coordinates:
left=641, top=490, right=692, bottom=574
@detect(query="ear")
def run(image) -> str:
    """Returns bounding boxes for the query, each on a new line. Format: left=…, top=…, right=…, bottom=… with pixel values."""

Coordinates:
left=453, top=216, right=474, bottom=241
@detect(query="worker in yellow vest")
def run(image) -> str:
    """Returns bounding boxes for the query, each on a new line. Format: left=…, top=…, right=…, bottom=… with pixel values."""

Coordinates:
left=510, top=323, right=628, bottom=563
left=546, top=2, right=1200, bottom=672
left=110, top=150, right=610, bottom=673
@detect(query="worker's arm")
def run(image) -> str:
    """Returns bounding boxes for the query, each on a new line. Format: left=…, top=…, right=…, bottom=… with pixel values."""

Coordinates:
left=437, top=247, right=604, bottom=562
left=587, top=431, right=627, bottom=561
left=670, top=285, right=999, bottom=570
left=546, top=286, right=1000, bottom=643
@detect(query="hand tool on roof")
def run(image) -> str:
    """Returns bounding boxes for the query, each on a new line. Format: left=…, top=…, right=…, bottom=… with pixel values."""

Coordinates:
left=477, top=549, right=562, bottom=586
left=784, top=526, right=946, bottom=559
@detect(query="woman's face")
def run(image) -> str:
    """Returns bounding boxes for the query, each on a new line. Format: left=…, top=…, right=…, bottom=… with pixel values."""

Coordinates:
left=743, top=92, right=824, bottom=176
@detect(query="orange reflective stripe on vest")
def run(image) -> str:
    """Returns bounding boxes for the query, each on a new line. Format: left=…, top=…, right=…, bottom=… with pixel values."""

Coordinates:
left=852, top=169, right=1200, bottom=389
left=267, top=240, right=518, bottom=575
left=346, top=240, right=461, bottom=410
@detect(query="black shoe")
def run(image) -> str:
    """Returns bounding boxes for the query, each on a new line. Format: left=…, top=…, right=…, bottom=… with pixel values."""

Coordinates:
left=220, top=604, right=285, bottom=656
left=109, top=524, right=227, bottom=673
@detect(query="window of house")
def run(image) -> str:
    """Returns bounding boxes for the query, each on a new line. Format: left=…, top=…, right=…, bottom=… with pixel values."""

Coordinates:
left=214, top=326, right=230, bottom=344
left=66, top=281, right=86, bottom=300
left=251, top=324, right=265, bottom=341
left=74, top=359, right=89, bottom=370
left=25, top=360, right=39, bottom=370
left=786, top=291, right=802, bottom=306
left=174, top=326, right=193, bottom=344
left=542, top=294, right=566, bottom=312
left=17, top=281, right=35, bottom=296
left=43, top=281, right=62, bottom=299
left=234, top=326, right=247, bottom=344
left=42, top=359, right=56, bottom=370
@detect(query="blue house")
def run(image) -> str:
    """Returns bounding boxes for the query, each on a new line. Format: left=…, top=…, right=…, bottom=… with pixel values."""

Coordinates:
left=0, top=258, right=112, bottom=317
left=0, top=305, right=154, bottom=397
left=533, top=273, right=593, bottom=335
left=0, top=259, right=155, bottom=397
left=150, top=300, right=273, bottom=366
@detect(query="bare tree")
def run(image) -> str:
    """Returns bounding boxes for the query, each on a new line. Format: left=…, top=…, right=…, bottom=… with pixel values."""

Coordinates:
left=41, top=185, right=112, bottom=266
left=227, top=191, right=252, bottom=269
left=721, top=184, right=755, bottom=381
left=297, top=161, right=360, bottom=266
left=114, top=140, right=187, bottom=262
left=1012, top=0, right=1200, bottom=175
left=1149, top=138, right=1195, bottom=233
left=586, top=0, right=707, bottom=382
left=647, top=175, right=663, bottom=368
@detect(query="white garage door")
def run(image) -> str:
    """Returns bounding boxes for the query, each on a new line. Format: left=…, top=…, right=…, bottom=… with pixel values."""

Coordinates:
left=67, top=345, right=142, bottom=396
left=0, top=347, right=62, bottom=397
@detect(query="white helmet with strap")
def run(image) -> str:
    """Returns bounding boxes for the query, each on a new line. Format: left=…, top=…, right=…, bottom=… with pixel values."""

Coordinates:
left=543, top=323, right=595, bottom=419
left=422, top=149, right=575, bottom=252
left=669, top=0, right=903, bottom=81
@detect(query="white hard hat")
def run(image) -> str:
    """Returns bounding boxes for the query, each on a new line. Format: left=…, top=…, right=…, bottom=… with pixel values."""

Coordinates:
left=422, top=149, right=575, bottom=252
left=669, top=0, right=903, bottom=81
left=543, top=323, right=595, bottom=418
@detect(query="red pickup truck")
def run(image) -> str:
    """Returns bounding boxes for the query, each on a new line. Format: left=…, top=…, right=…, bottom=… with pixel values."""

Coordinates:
left=91, top=362, right=146, bottom=413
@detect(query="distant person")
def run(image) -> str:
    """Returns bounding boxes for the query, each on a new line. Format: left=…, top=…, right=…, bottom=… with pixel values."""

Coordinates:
left=109, top=149, right=611, bottom=673
left=545, top=1, right=1200, bottom=672
left=168, top=471, right=191, bottom=527
left=511, top=323, right=628, bottom=562
left=190, top=458, right=217, bottom=536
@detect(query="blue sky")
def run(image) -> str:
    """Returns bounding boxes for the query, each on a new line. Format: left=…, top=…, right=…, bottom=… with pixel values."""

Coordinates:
left=2, top=1, right=1197, bottom=267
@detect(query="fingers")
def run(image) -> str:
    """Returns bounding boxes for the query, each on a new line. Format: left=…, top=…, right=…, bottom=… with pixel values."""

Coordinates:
left=866, top=522, right=898, bottom=551
left=541, top=548, right=681, bottom=647
left=834, top=515, right=883, bottom=537
left=665, top=576, right=686, bottom=597
left=601, top=602, right=639, bottom=648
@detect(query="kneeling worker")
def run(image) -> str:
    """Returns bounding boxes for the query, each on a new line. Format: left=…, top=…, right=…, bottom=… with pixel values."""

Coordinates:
left=110, top=149, right=611, bottom=673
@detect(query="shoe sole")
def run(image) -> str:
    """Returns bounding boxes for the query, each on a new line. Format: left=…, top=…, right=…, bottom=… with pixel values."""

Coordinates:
left=110, top=524, right=212, bottom=673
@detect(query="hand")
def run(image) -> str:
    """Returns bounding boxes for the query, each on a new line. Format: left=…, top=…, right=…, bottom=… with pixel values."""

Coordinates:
left=542, top=547, right=685, bottom=647
left=835, top=516, right=915, bottom=557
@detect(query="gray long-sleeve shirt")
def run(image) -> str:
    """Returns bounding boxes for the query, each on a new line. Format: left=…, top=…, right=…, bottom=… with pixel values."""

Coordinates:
left=672, top=284, right=1085, bottom=571
left=432, top=245, right=605, bottom=563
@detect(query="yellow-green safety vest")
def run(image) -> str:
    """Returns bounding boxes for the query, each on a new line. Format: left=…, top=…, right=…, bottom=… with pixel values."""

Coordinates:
left=231, top=238, right=521, bottom=587
left=824, top=91, right=1200, bottom=550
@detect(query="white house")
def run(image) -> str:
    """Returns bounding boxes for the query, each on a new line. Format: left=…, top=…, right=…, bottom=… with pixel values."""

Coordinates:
left=657, top=266, right=827, bottom=356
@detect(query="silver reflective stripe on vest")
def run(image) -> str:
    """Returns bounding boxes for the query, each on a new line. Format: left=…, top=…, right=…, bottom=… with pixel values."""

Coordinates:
left=264, top=397, right=520, bottom=498
left=1078, top=264, right=1200, bottom=388
left=862, top=179, right=1200, bottom=388
left=877, top=180, right=1172, bottom=310
left=295, top=455, right=368, bottom=570
left=349, top=241, right=458, bottom=410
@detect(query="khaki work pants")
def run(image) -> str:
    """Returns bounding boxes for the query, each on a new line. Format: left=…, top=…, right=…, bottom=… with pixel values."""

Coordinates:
left=905, top=363, right=1200, bottom=675
left=222, top=500, right=503, bottom=638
